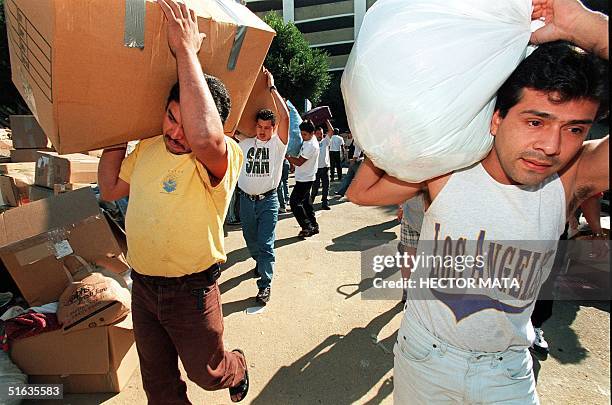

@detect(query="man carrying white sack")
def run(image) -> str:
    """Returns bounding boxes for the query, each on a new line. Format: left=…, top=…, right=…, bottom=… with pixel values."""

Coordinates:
left=98, top=0, right=248, bottom=402
left=347, top=0, right=608, bottom=403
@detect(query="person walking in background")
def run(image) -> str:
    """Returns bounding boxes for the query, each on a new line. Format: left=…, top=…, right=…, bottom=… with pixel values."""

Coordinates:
left=286, top=120, right=320, bottom=238
left=311, top=120, right=333, bottom=210
left=335, top=141, right=364, bottom=197
left=329, top=128, right=345, bottom=181
left=236, top=69, right=290, bottom=305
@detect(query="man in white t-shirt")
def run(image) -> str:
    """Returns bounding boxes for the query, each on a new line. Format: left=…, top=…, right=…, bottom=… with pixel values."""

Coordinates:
left=286, top=120, right=320, bottom=238
left=329, top=130, right=345, bottom=182
left=237, top=68, right=289, bottom=304
left=310, top=120, right=334, bottom=210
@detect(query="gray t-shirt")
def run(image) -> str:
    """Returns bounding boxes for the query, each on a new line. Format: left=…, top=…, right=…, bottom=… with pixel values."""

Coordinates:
left=403, top=163, right=565, bottom=352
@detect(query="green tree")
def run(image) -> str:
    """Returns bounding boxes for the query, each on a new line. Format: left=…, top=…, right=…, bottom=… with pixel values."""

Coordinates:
left=0, top=0, right=30, bottom=128
left=263, top=11, right=330, bottom=113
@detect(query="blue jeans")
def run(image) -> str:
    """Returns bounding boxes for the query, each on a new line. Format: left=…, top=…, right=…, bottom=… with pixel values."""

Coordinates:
left=336, top=160, right=361, bottom=196
left=277, top=159, right=290, bottom=209
left=394, top=314, right=538, bottom=404
left=239, top=192, right=279, bottom=289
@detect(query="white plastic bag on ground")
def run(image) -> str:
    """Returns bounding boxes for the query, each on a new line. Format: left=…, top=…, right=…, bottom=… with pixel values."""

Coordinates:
left=341, top=0, right=533, bottom=182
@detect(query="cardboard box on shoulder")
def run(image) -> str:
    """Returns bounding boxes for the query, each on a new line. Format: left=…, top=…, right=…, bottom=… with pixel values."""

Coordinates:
left=0, top=188, right=124, bottom=306
left=5, top=0, right=275, bottom=153
left=9, top=115, right=52, bottom=149
left=35, top=152, right=99, bottom=189
left=236, top=68, right=278, bottom=138
left=10, top=148, right=55, bottom=163
left=10, top=315, right=138, bottom=393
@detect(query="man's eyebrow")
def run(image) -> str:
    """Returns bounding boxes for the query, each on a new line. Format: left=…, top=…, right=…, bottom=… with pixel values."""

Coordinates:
left=520, top=110, right=594, bottom=125
left=520, top=110, right=555, bottom=119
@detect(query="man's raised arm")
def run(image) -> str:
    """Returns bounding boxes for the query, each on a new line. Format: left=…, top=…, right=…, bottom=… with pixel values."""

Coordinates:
left=531, top=0, right=608, bottom=59
left=158, top=0, right=228, bottom=181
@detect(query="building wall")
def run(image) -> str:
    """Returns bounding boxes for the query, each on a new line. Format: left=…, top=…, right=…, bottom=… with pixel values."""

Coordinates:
left=246, top=0, right=370, bottom=72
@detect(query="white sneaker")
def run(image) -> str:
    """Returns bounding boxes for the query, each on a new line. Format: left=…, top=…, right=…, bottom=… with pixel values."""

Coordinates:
left=531, top=327, right=549, bottom=355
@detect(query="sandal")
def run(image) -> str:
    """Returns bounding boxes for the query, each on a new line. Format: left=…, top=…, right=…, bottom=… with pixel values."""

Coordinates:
left=229, top=349, right=249, bottom=403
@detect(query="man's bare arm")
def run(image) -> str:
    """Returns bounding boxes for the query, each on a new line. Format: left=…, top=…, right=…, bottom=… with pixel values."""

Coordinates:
left=531, top=0, right=608, bottom=59
left=266, top=68, right=290, bottom=145
left=346, top=158, right=424, bottom=206
left=98, top=146, right=130, bottom=201
left=159, top=0, right=228, bottom=182
left=572, top=136, right=609, bottom=208
left=286, top=155, right=307, bottom=167
left=325, top=120, right=334, bottom=137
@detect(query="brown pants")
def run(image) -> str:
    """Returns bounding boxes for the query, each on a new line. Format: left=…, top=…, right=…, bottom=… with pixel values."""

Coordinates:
left=131, top=269, right=246, bottom=405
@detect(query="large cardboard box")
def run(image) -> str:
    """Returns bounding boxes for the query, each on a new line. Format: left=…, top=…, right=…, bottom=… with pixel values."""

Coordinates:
left=10, top=148, right=54, bottom=162
left=236, top=68, right=278, bottom=138
left=35, top=152, right=99, bottom=188
left=10, top=315, right=138, bottom=393
left=0, top=188, right=124, bottom=306
left=9, top=115, right=51, bottom=149
left=5, top=0, right=275, bottom=153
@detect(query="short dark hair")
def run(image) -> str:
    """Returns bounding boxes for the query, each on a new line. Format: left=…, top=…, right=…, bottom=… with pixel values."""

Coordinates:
left=315, top=126, right=324, bottom=132
left=299, top=120, right=316, bottom=133
left=256, top=109, right=276, bottom=126
left=166, top=74, right=232, bottom=124
left=495, top=41, right=608, bottom=120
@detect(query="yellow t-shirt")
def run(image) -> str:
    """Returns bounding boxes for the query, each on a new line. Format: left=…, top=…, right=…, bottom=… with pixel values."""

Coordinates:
left=118, top=135, right=243, bottom=277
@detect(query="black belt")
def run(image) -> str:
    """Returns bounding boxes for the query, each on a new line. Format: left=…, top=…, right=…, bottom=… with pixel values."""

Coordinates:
left=240, top=188, right=276, bottom=201
left=131, top=263, right=221, bottom=286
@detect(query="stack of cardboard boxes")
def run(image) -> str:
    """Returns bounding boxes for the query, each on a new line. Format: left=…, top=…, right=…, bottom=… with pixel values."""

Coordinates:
left=0, top=116, right=99, bottom=208
left=7, top=115, right=55, bottom=163
left=0, top=188, right=138, bottom=393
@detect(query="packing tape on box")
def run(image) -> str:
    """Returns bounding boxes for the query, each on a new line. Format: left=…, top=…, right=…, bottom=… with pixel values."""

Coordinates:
left=211, top=0, right=247, bottom=71
left=124, top=0, right=146, bottom=49
left=227, top=25, right=247, bottom=71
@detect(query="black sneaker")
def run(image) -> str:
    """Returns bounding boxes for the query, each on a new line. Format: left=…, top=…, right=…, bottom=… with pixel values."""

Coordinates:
left=308, top=226, right=320, bottom=236
left=256, top=287, right=271, bottom=304
left=321, top=204, right=331, bottom=210
left=298, top=229, right=310, bottom=239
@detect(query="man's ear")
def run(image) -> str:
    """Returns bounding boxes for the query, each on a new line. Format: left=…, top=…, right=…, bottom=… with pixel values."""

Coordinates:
left=490, top=110, right=502, bottom=136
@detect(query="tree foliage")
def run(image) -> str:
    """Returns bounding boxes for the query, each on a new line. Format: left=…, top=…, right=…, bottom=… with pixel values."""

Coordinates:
left=263, top=11, right=330, bottom=113
left=0, top=0, right=30, bottom=128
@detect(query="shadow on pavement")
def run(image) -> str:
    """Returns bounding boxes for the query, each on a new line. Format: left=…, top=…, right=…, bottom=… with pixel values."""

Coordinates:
left=222, top=236, right=303, bottom=273
left=541, top=301, right=588, bottom=365
left=326, top=219, right=398, bottom=252
left=336, top=264, right=399, bottom=300
left=222, top=297, right=256, bottom=316
left=250, top=303, right=403, bottom=405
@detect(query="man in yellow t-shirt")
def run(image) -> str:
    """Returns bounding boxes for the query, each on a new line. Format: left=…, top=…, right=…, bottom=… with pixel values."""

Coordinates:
left=97, top=0, right=248, bottom=402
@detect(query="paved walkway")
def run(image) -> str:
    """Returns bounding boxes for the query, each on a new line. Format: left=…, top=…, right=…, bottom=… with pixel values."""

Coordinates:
left=44, top=175, right=609, bottom=405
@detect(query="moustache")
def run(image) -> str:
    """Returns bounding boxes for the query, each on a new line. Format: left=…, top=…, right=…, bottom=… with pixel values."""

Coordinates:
left=518, top=152, right=559, bottom=166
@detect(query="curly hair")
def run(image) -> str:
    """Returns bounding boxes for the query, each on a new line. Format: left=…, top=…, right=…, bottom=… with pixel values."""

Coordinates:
left=495, top=41, right=608, bottom=120
left=166, top=74, right=232, bottom=124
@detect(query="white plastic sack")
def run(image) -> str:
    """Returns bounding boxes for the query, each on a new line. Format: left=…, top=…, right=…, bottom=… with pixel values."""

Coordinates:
left=341, top=0, right=533, bottom=182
